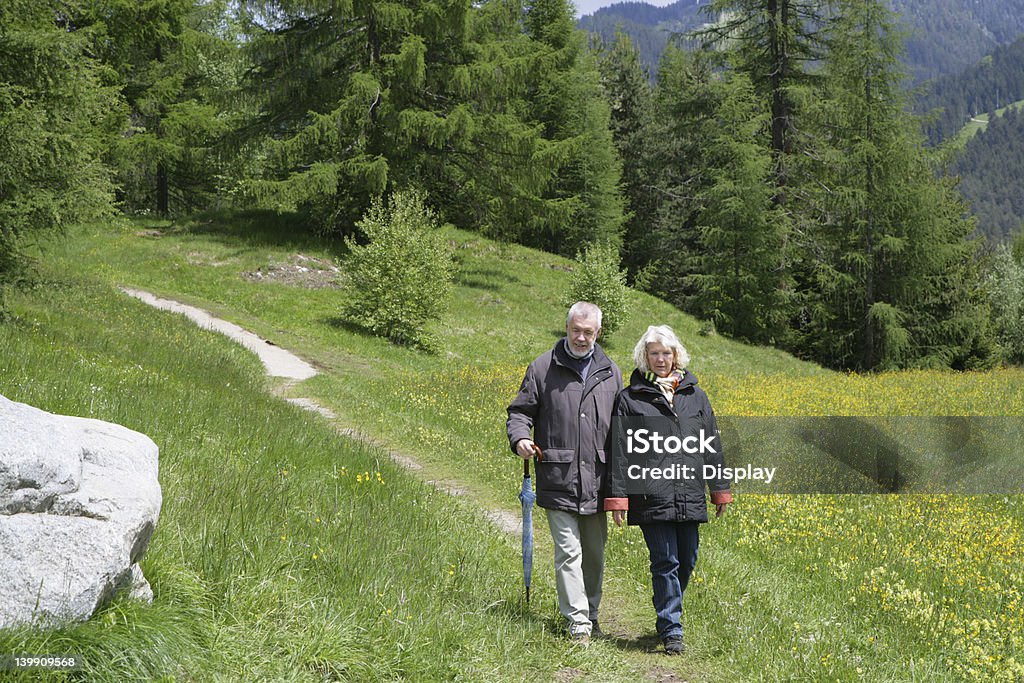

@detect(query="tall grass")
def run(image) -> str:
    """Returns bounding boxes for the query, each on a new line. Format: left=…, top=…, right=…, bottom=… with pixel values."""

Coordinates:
left=12, top=214, right=1024, bottom=681
left=0, top=277, right=640, bottom=681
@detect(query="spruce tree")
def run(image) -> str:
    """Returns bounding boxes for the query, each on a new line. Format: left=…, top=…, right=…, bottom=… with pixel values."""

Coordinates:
left=696, top=0, right=824, bottom=347
left=238, top=0, right=625, bottom=248
left=517, top=0, right=625, bottom=254
left=804, top=0, right=990, bottom=369
left=688, top=71, right=789, bottom=344
left=700, top=0, right=825, bottom=204
left=238, top=0, right=472, bottom=233
left=596, top=31, right=657, bottom=278
left=444, top=0, right=624, bottom=254
left=640, top=45, right=719, bottom=309
left=0, top=0, right=122, bottom=303
left=77, top=0, right=236, bottom=216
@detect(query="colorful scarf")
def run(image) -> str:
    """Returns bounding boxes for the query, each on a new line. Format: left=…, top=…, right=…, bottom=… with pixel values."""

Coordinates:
left=646, top=369, right=684, bottom=404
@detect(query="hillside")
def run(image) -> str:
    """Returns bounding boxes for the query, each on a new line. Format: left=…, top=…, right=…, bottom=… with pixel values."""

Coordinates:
left=580, top=0, right=1024, bottom=81
left=952, top=104, right=1024, bottom=241
left=3, top=215, right=1023, bottom=679
left=913, top=36, right=1024, bottom=241
left=917, top=35, right=1024, bottom=145
left=578, top=0, right=709, bottom=75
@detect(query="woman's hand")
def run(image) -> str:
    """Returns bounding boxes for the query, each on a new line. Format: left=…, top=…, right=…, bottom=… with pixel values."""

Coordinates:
left=715, top=502, right=729, bottom=518
left=612, top=510, right=626, bottom=527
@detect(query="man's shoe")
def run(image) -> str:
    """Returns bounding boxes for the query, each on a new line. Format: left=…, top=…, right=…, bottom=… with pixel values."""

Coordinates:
left=570, top=630, right=591, bottom=646
left=663, top=635, right=684, bottom=655
left=591, top=622, right=604, bottom=639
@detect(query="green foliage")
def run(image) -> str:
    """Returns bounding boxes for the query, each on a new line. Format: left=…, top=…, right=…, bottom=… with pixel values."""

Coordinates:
left=578, top=1, right=709, bottom=78
left=951, top=105, right=1024, bottom=241
left=701, top=0, right=824, bottom=197
left=984, top=245, right=1024, bottom=363
left=796, top=0, right=992, bottom=370
left=0, top=0, right=123, bottom=303
left=896, top=0, right=1024, bottom=82
left=1013, top=229, right=1024, bottom=263
left=239, top=0, right=624, bottom=251
left=76, top=0, right=239, bottom=216
left=687, top=70, right=790, bottom=345
left=580, top=0, right=1024, bottom=86
left=596, top=31, right=657, bottom=278
left=917, top=35, right=1024, bottom=144
left=474, top=0, right=625, bottom=254
left=636, top=45, right=716, bottom=309
left=340, top=190, right=453, bottom=349
left=564, top=242, right=629, bottom=339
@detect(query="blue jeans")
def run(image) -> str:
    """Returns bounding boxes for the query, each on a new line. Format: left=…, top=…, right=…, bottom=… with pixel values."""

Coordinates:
left=639, top=521, right=700, bottom=641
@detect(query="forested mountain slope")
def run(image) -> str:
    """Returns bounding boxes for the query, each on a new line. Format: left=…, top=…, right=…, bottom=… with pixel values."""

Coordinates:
left=952, top=105, right=1024, bottom=241
left=577, top=0, right=707, bottom=72
left=917, top=36, right=1024, bottom=144
left=580, top=0, right=1024, bottom=80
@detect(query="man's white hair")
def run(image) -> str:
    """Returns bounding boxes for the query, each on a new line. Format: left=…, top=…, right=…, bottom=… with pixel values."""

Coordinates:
left=633, top=325, right=690, bottom=373
left=566, top=301, right=603, bottom=328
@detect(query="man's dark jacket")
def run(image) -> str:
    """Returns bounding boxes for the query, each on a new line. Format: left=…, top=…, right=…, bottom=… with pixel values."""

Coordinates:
left=506, top=340, right=623, bottom=514
left=605, top=368, right=732, bottom=524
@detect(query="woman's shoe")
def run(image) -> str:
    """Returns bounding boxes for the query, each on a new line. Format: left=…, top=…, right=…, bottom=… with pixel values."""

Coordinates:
left=663, top=635, right=684, bottom=655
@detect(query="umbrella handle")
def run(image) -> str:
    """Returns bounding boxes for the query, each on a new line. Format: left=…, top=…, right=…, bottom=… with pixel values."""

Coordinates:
left=523, top=444, right=542, bottom=478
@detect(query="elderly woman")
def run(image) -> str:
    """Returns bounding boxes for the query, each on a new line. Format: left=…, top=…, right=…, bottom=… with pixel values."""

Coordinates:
left=604, top=325, right=732, bottom=655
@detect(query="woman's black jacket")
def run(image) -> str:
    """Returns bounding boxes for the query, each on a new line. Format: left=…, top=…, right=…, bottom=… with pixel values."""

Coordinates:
left=605, top=368, right=732, bottom=524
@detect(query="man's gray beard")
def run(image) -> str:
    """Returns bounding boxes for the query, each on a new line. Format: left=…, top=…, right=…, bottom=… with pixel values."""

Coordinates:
left=564, top=338, right=595, bottom=360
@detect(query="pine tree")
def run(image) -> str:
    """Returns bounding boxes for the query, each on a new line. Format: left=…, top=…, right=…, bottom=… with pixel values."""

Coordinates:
left=803, top=0, right=991, bottom=369
left=236, top=0, right=625, bottom=248
left=78, top=0, right=236, bottom=216
left=237, top=0, right=471, bottom=233
left=688, top=71, right=789, bottom=344
left=696, top=0, right=824, bottom=347
left=700, top=0, right=825, bottom=204
left=596, top=30, right=657, bottom=278
left=0, top=0, right=122, bottom=303
left=516, top=0, right=625, bottom=254
left=640, top=45, right=718, bottom=308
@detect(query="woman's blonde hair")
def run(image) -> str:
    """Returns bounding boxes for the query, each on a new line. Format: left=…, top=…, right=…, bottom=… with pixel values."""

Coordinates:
left=632, top=325, right=690, bottom=373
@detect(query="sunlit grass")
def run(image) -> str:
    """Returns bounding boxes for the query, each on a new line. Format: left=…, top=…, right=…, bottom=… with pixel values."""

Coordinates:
left=0, top=277, right=641, bottom=681
left=11, top=213, right=1022, bottom=680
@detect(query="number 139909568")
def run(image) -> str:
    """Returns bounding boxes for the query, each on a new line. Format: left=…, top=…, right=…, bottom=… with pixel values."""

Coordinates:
left=0, top=655, right=82, bottom=670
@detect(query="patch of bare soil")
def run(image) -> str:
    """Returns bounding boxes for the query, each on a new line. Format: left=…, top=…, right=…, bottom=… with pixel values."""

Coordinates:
left=554, top=668, right=584, bottom=683
left=645, top=666, right=689, bottom=683
left=243, top=253, right=341, bottom=289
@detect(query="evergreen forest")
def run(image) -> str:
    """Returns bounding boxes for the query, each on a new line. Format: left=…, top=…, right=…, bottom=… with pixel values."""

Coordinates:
left=3, top=0, right=1024, bottom=372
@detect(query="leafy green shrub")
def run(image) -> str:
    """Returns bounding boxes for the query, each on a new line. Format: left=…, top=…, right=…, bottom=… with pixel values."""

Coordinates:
left=564, top=242, right=629, bottom=339
left=340, top=190, right=453, bottom=350
left=984, top=245, right=1024, bottom=364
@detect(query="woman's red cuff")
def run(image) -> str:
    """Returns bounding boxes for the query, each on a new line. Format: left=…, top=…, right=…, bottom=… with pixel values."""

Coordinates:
left=604, top=497, right=629, bottom=511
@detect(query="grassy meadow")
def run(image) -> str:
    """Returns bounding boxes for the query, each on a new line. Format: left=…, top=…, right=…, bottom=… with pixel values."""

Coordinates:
left=2, top=213, right=1023, bottom=681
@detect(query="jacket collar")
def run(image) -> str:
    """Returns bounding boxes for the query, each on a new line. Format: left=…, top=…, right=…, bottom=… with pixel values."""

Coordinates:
left=628, top=367, right=698, bottom=394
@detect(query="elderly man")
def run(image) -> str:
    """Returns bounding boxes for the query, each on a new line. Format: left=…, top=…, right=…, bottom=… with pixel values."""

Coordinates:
left=507, top=301, right=623, bottom=643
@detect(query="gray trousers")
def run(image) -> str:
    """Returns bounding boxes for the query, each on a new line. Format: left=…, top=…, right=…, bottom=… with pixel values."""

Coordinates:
left=545, top=508, right=608, bottom=635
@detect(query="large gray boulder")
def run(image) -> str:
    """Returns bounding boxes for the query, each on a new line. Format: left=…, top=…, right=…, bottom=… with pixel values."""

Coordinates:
left=0, top=394, right=161, bottom=629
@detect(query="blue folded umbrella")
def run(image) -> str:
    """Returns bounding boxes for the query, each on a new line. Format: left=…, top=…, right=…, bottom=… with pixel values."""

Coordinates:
left=518, top=458, right=536, bottom=603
